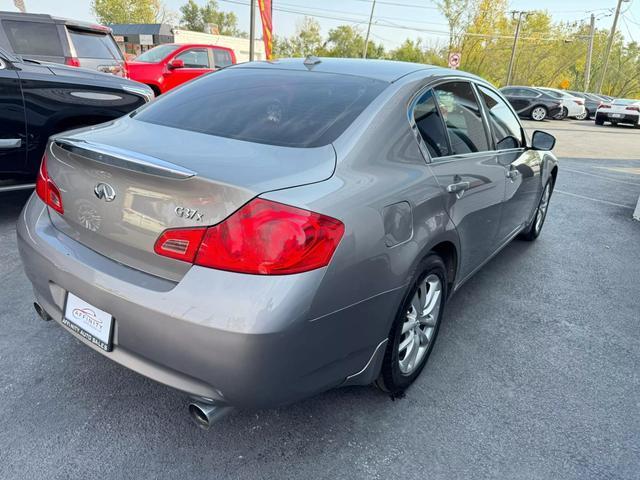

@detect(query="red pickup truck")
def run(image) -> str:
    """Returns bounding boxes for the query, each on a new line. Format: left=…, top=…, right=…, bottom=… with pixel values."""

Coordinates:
left=126, top=43, right=236, bottom=95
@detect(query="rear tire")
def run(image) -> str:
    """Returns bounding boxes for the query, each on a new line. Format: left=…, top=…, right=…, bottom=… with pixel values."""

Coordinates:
left=575, top=110, right=588, bottom=120
left=595, top=117, right=604, bottom=125
left=376, top=255, right=448, bottom=395
left=530, top=106, right=547, bottom=121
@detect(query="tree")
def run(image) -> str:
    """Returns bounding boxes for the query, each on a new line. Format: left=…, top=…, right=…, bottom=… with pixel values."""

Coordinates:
left=273, top=17, right=323, bottom=58
left=92, top=0, right=169, bottom=24
left=322, top=25, right=384, bottom=59
left=179, top=0, right=243, bottom=36
left=436, top=0, right=476, bottom=52
left=389, top=39, right=446, bottom=65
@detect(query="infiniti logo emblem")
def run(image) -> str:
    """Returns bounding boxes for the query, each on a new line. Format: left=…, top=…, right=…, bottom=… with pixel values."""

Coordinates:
left=94, top=182, right=116, bottom=202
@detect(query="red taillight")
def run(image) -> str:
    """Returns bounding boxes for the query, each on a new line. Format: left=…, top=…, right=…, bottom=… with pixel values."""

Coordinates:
left=154, top=227, right=206, bottom=262
left=625, top=105, right=640, bottom=112
left=573, top=99, right=584, bottom=105
left=600, top=104, right=611, bottom=109
left=35, top=153, right=64, bottom=214
left=155, top=199, right=345, bottom=275
left=64, top=56, right=81, bottom=67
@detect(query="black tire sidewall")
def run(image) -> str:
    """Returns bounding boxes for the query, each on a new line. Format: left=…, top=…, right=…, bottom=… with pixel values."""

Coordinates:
left=378, top=254, right=448, bottom=394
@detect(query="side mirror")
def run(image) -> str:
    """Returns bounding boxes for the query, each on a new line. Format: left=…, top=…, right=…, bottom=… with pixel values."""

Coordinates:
left=168, top=58, right=185, bottom=70
left=530, top=130, right=556, bottom=151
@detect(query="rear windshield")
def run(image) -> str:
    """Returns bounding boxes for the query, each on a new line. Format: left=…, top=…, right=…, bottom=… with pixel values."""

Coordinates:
left=2, top=20, right=63, bottom=56
left=135, top=44, right=180, bottom=63
left=612, top=99, right=637, bottom=105
left=135, top=68, right=387, bottom=148
left=68, top=29, right=123, bottom=60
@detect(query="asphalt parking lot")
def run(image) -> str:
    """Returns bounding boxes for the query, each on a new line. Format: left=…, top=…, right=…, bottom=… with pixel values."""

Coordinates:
left=1, top=120, right=638, bottom=479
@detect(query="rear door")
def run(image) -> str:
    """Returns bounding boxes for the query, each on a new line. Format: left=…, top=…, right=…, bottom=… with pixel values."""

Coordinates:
left=476, top=84, right=542, bottom=241
left=66, top=27, right=126, bottom=76
left=412, top=81, right=506, bottom=281
left=164, top=48, right=212, bottom=91
left=0, top=55, right=27, bottom=178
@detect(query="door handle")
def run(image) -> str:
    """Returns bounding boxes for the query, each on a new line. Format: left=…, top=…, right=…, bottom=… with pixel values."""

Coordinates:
left=0, top=138, right=21, bottom=149
left=446, top=181, right=471, bottom=193
left=506, top=167, right=520, bottom=180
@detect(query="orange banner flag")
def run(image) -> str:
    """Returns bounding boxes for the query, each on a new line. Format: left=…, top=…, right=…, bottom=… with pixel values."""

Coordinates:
left=258, top=0, right=273, bottom=60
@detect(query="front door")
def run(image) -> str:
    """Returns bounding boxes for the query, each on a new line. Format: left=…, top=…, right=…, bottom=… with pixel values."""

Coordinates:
left=165, top=48, right=212, bottom=91
left=476, top=85, right=542, bottom=241
left=412, top=81, right=506, bottom=281
left=0, top=57, right=27, bottom=180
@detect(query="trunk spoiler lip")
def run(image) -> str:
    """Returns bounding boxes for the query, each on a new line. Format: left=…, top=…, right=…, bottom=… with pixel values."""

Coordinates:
left=52, top=138, right=196, bottom=180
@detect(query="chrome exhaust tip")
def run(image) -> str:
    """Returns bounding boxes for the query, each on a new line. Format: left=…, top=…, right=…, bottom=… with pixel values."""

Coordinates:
left=188, top=401, right=233, bottom=429
left=33, top=302, right=52, bottom=321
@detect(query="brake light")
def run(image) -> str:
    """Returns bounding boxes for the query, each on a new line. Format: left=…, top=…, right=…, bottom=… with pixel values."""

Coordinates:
left=573, top=99, right=584, bottom=105
left=155, top=199, right=345, bottom=275
left=600, top=104, right=611, bottom=109
left=625, top=105, right=640, bottom=112
left=64, top=56, right=81, bottom=67
left=35, top=153, right=64, bottom=214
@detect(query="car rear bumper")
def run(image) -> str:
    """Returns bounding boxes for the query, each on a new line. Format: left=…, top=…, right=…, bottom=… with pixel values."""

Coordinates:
left=596, top=112, right=639, bottom=124
left=17, top=195, right=398, bottom=408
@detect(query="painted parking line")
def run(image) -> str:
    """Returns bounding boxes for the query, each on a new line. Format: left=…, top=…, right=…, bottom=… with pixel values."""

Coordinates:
left=560, top=167, right=640, bottom=186
left=554, top=189, right=635, bottom=210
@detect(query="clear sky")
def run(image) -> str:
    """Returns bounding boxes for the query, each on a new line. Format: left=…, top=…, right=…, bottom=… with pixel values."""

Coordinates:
left=3, top=0, right=639, bottom=49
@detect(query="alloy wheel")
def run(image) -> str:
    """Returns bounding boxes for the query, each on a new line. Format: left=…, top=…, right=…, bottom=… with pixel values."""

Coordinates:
left=534, top=183, right=551, bottom=234
left=398, top=274, right=442, bottom=375
left=531, top=107, right=546, bottom=121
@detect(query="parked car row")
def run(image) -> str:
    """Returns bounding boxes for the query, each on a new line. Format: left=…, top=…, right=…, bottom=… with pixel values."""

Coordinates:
left=498, top=84, right=635, bottom=126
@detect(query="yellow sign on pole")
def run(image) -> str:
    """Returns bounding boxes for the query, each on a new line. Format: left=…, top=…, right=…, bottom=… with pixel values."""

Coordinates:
left=559, top=79, right=570, bottom=89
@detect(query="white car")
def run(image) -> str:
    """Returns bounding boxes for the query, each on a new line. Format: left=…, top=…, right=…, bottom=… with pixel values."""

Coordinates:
left=595, top=98, right=640, bottom=128
left=535, top=87, right=586, bottom=120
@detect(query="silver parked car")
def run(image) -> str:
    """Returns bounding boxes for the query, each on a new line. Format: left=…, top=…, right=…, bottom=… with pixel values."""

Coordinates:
left=17, top=58, right=558, bottom=428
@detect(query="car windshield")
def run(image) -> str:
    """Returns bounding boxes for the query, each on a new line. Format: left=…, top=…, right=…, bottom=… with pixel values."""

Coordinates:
left=135, top=67, right=388, bottom=148
left=135, top=45, right=180, bottom=63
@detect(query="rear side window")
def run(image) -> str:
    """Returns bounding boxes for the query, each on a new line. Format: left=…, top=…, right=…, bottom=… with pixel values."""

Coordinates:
left=478, top=86, right=523, bottom=149
left=2, top=20, right=63, bottom=56
left=213, top=49, right=232, bottom=68
left=433, top=82, right=489, bottom=155
left=68, top=30, right=123, bottom=60
left=412, top=89, right=450, bottom=158
left=135, top=68, right=387, bottom=148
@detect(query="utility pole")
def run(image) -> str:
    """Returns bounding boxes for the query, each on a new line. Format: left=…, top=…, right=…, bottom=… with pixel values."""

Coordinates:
left=584, top=14, right=596, bottom=92
left=505, top=11, right=528, bottom=86
left=363, top=0, right=376, bottom=59
left=596, top=0, right=627, bottom=93
left=249, top=0, right=256, bottom=61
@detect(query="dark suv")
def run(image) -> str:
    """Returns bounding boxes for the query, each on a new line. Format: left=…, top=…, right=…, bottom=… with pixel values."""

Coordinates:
left=0, top=48, right=152, bottom=189
left=0, top=11, right=127, bottom=76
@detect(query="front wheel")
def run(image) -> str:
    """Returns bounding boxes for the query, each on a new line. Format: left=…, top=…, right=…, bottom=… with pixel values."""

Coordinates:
left=531, top=106, right=547, bottom=121
left=554, top=107, right=568, bottom=120
left=520, top=181, right=552, bottom=241
left=376, top=255, right=447, bottom=394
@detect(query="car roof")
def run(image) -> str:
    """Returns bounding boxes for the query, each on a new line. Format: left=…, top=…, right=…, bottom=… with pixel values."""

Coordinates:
left=233, top=58, right=454, bottom=83
left=0, top=10, right=112, bottom=33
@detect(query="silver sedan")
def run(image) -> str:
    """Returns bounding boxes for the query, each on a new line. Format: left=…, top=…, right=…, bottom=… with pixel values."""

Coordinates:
left=17, top=58, right=558, bottom=428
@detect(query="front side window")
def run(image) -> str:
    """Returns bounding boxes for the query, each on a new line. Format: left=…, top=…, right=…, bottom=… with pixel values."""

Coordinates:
left=412, top=89, right=450, bottom=158
left=433, top=82, right=489, bottom=155
left=3, top=20, right=63, bottom=57
left=212, top=49, right=232, bottom=68
left=176, top=48, right=210, bottom=68
left=478, top=86, right=523, bottom=150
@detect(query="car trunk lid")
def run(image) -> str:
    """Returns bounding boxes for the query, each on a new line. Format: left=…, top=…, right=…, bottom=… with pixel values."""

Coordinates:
left=45, top=118, right=336, bottom=281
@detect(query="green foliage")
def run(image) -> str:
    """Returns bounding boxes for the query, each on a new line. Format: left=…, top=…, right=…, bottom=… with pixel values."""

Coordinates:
left=273, top=17, right=323, bottom=58
left=179, top=0, right=243, bottom=36
left=92, top=0, right=165, bottom=24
